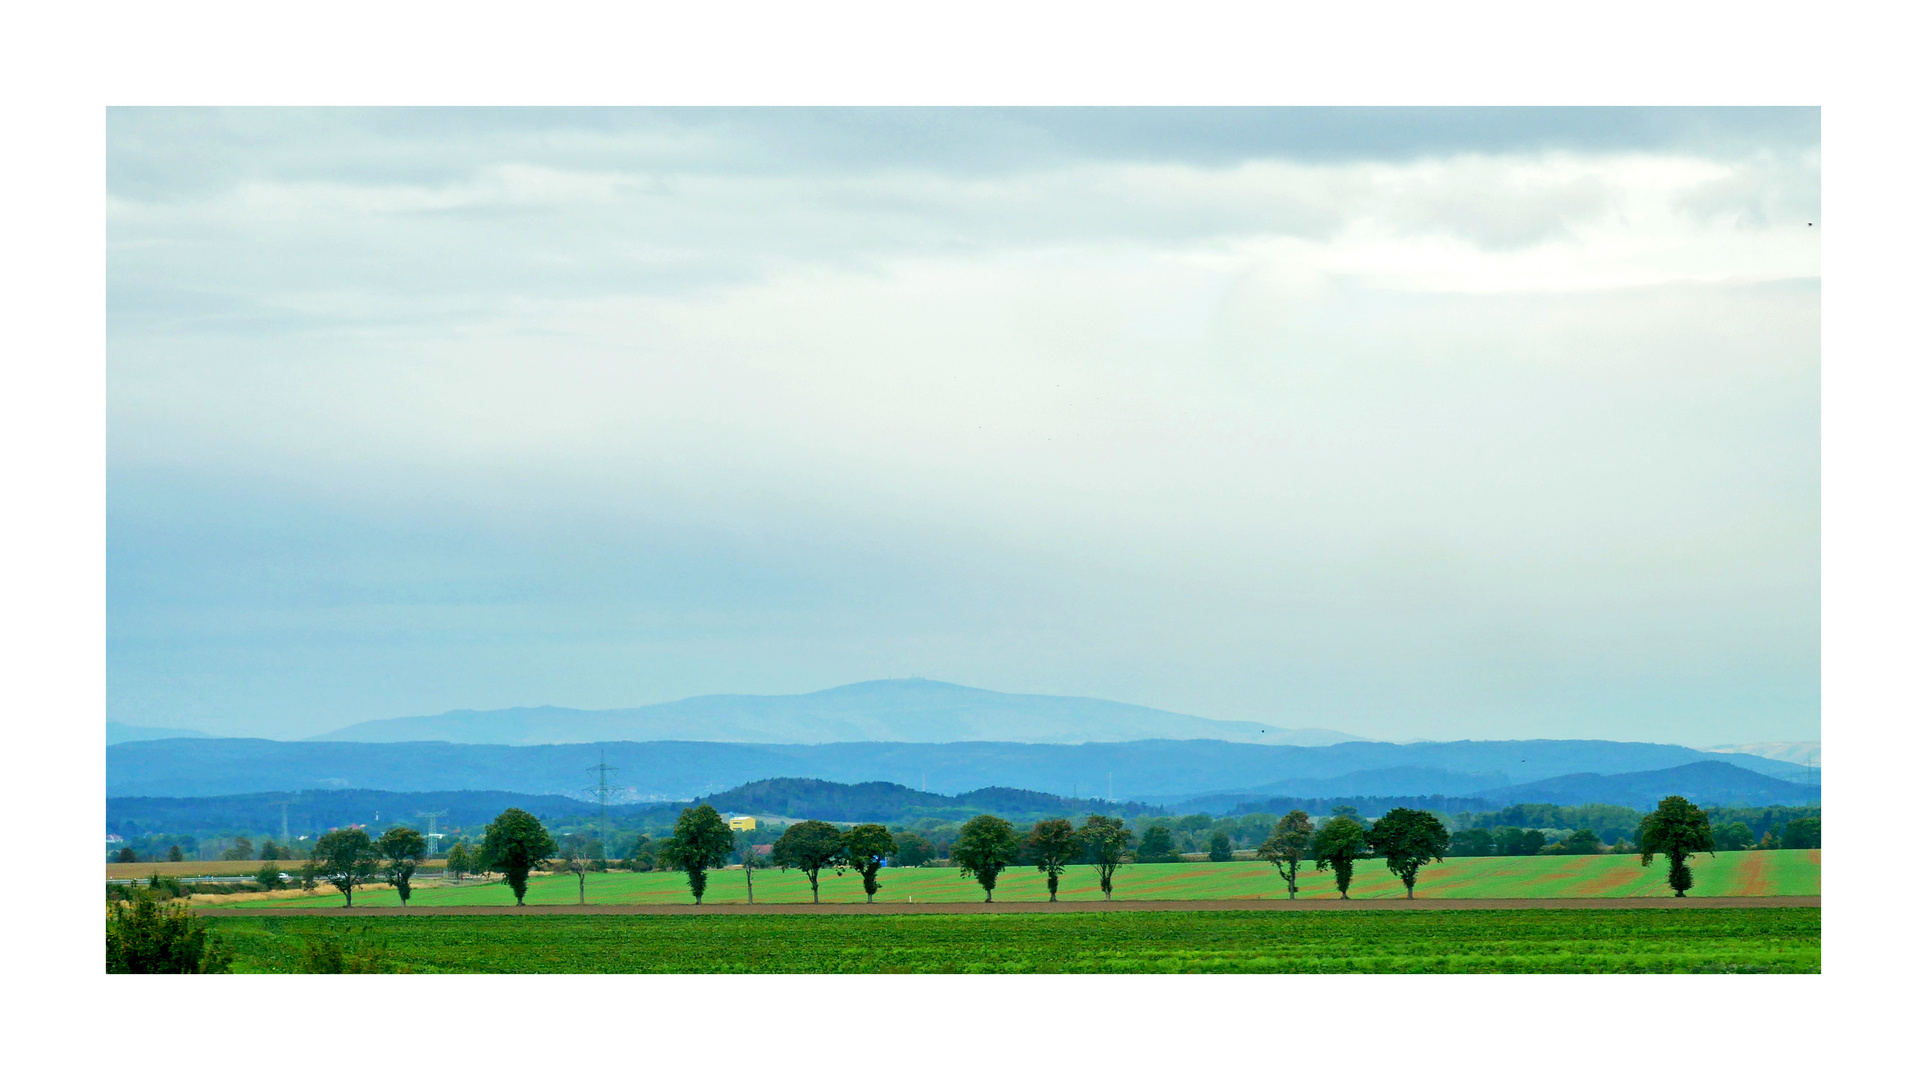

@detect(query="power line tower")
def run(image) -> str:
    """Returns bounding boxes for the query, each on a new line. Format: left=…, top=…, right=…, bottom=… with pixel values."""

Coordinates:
left=586, top=753, right=620, bottom=854
left=415, top=810, right=447, bottom=856
left=272, top=799, right=297, bottom=844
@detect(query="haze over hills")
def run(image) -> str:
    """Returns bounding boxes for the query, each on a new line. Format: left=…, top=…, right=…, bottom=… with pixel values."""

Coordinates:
left=1699, top=741, right=1821, bottom=768
left=1472, top=760, right=1818, bottom=809
left=110, top=735, right=1815, bottom=803
left=307, top=679, right=1365, bottom=747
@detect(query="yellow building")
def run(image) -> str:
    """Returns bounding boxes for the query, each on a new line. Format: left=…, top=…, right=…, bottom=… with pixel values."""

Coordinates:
left=728, top=816, right=757, bottom=832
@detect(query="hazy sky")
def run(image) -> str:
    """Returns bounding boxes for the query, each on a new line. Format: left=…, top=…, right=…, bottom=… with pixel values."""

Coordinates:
left=107, top=107, right=1819, bottom=743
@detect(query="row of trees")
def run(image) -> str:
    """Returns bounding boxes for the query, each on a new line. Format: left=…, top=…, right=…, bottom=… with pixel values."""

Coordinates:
left=289, top=792, right=1749, bottom=907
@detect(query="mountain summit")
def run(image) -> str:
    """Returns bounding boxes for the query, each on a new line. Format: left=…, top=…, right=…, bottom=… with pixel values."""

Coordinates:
left=307, top=679, right=1364, bottom=747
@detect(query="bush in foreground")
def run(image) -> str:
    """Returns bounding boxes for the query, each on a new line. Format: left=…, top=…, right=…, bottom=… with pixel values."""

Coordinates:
left=106, top=893, right=230, bottom=974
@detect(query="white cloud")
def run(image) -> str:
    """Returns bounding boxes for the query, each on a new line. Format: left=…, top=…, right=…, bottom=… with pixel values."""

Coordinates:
left=106, top=110, right=1820, bottom=742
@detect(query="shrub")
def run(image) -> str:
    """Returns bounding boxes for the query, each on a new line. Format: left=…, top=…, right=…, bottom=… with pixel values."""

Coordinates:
left=106, top=893, right=231, bottom=974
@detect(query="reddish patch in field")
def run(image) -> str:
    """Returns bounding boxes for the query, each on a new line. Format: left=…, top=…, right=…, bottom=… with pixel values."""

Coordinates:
left=1805, top=850, right=1822, bottom=866
left=1571, top=865, right=1644, bottom=897
left=1732, top=852, right=1770, bottom=896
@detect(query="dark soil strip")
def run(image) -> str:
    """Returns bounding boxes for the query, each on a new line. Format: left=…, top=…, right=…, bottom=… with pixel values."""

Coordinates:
left=202, top=895, right=1820, bottom=917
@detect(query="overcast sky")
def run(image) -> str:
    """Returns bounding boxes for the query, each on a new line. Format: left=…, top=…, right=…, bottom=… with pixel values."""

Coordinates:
left=106, top=107, right=1819, bottom=743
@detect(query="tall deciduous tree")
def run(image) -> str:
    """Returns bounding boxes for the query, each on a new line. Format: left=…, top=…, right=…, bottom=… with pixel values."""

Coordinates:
left=1078, top=815, right=1133, bottom=900
left=1365, top=808, right=1451, bottom=899
left=1780, top=817, right=1820, bottom=850
left=480, top=808, right=557, bottom=906
left=558, top=832, right=596, bottom=905
left=736, top=833, right=765, bottom=903
left=892, top=831, right=936, bottom=867
left=658, top=805, right=734, bottom=904
left=1312, top=816, right=1370, bottom=899
left=444, top=841, right=470, bottom=881
left=1023, top=818, right=1081, bottom=901
left=843, top=823, right=897, bottom=903
left=376, top=826, right=428, bottom=906
left=772, top=820, right=846, bottom=903
left=1639, top=795, right=1715, bottom=897
left=311, top=828, right=381, bottom=907
left=1207, top=831, right=1234, bottom=862
left=952, top=815, right=1021, bottom=902
left=1563, top=828, right=1603, bottom=855
left=1136, top=825, right=1177, bottom=863
left=1256, top=810, right=1316, bottom=898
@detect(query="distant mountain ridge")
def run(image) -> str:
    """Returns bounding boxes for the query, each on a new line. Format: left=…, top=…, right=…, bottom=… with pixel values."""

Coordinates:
left=1473, top=759, right=1818, bottom=809
left=107, top=722, right=208, bottom=745
left=307, top=679, right=1363, bottom=747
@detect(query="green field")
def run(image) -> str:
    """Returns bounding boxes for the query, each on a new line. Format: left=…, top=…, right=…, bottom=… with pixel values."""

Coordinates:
left=207, top=907, right=1820, bottom=973
left=222, top=848, right=1820, bottom=909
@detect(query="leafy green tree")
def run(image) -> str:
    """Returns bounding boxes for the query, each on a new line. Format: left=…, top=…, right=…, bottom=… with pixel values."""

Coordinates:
left=772, top=820, right=846, bottom=902
left=892, top=831, right=936, bottom=867
left=443, top=841, right=469, bottom=881
left=658, top=805, right=734, bottom=904
left=1494, top=826, right=1546, bottom=856
left=311, top=828, right=381, bottom=907
left=1711, top=822, right=1754, bottom=852
left=622, top=834, right=657, bottom=872
left=259, top=840, right=284, bottom=861
left=1780, top=817, right=1821, bottom=850
left=1449, top=829, right=1494, bottom=858
left=376, top=826, right=428, bottom=906
left=115, top=847, right=137, bottom=863
left=1313, top=816, right=1370, bottom=899
left=480, top=808, right=557, bottom=906
left=254, top=861, right=283, bottom=889
left=1022, top=818, right=1080, bottom=901
left=844, top=823, right=897, bottom=902
left=1078, top=815, right=1133, bottom=900
left=1256, top=810, right=1315, bottom=898
left=558, top=832, right=597, bottom=905
left=106, top=893, right=231, bottom=973
left=952, top=815, right=1021, bottom=902
left=1639, top=795, right=1716, bottom=897
left=167, top=845, right=184, bottom=862
left=222, top=835, right=255, bottom=860
left=1207, top=831, right=1234, bottom=862
left=1562, top=828, right=1602, bottom=855
left=1136, top=825, right=1177, bottom=863
left=1365, top=808, right=1451, bottom=899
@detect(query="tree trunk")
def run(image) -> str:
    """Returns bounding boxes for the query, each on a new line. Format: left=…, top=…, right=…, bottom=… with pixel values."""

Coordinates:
left=811, top=874, right=820, bottom=903
left=579, top=876, right=586, bottom=905
left=1406, top=885, right=1414, bottom=899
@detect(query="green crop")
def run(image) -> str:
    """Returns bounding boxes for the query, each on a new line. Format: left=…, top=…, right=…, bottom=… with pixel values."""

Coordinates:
left=210, top=908, right=1819, bottom=974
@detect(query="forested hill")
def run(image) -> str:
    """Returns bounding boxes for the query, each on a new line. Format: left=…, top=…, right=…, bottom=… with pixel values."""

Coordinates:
left=109, top=735, right=1813, bottom=801
left=698, top=777, right=1153, bottom=821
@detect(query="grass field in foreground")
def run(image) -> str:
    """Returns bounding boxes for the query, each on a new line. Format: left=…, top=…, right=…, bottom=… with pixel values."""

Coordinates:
left=208, top=908, right=1820, bottom=973
left=221, top=848, right=1820, bottom=909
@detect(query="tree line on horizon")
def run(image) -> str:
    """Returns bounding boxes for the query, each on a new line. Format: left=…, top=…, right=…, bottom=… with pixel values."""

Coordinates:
left=106, top=792, right=1769, bottom=970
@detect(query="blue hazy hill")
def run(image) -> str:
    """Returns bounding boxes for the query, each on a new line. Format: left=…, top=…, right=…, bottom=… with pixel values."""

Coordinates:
left=109, top=735, right=1811, bottom=803
left=306, top=679, right=1362, bottom=747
